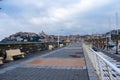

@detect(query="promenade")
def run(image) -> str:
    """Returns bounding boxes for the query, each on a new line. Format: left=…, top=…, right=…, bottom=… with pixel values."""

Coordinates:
left=0, top=42, right=99, bottom=80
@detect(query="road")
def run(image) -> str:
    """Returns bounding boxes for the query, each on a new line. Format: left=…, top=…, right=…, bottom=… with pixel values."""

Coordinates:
left=97, top=49, right=120, bottom=62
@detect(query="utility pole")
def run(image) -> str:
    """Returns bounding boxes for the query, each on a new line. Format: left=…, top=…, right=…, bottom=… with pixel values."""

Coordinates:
left=108, top=17, right=112, bottom=41
left=58, top=33, right=59, bottom=47
left=57, top=29, right=63, bottom=48
left=115, top=12, right=119, bottom=54
left=116, top=12, right=119, bottom=29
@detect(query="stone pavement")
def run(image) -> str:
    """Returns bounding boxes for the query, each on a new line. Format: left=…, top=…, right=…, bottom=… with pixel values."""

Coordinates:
left=0, top=42, right=98, bottom=80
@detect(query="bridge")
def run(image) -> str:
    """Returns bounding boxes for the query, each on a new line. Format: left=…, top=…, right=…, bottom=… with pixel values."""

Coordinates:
left=0, top=41, right=120, bottom=80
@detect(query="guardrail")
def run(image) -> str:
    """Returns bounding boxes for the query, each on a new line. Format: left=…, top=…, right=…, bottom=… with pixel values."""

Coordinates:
left=83, top=44, right=120, bottom=80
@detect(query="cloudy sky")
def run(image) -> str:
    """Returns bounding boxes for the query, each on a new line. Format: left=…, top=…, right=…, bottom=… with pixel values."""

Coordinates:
left=0, top=0, right=120, bottom=40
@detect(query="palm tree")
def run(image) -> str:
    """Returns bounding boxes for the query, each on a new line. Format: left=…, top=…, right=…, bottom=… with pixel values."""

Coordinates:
left=114, top=34, right=119, bottom=54
left=106, top=37, right=109, bottom=50
left=99, top=38, right=102, bottom=49
left=102, top=38, right=106, bottom=49
left=96, top=38, right=100, bottom=48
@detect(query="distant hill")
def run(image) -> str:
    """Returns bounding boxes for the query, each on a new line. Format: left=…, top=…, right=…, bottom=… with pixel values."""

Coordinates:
left=1, top=32, right=45, bottom=42
left=1, top=31, right=81, bottom=43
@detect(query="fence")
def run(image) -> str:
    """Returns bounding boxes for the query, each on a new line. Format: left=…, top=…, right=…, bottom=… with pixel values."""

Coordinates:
left=83, top=43, right=120, bottom=80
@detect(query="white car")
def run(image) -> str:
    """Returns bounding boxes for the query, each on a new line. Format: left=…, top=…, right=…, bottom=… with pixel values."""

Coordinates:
left=112, top=43, right=120, bottom=52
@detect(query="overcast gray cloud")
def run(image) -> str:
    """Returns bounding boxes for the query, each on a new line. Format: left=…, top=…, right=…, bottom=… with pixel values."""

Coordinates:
left=0, top=0, right=120, bottom=40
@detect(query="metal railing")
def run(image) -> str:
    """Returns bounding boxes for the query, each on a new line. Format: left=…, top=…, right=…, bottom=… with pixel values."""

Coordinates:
left=83, top=44, right=120, bottom=80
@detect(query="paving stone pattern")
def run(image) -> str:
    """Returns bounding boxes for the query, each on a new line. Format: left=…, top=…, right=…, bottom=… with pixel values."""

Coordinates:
left=44, top=47, right=84, bottom=58
left=0, top=67, right=88, bottom=80
left=0, top=42, right=89, bottom=80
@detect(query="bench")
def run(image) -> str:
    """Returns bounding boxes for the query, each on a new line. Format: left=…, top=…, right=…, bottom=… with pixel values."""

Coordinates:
left=0, top=57, right=3, bottom=64
left=48, top=45, right=54, bottom=50
left=60, top=44, right=64, bottom=48
left=0, top=49, right=5, bottom=64
left=6, top=49, right=25, bottom=61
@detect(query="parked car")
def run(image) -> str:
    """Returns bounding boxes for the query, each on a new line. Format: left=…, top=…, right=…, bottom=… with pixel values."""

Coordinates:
left=111, top=43, right=120, bottom=51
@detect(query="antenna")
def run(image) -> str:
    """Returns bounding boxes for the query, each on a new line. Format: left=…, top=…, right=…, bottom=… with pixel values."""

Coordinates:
left=116, top=12, right=119, bottom=28
left=108, top=17, right=112, bottom=41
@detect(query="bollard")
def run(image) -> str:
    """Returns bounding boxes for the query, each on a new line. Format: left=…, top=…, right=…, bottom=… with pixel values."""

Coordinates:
left=0, top=57, right=3, bottom=64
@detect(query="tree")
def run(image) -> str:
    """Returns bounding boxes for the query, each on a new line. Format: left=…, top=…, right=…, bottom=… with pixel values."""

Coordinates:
left=114, top=34, right=119, bottom=54
left=101, top=38, right=106, bottom=49
left=106, top=37, right=109, bottom=50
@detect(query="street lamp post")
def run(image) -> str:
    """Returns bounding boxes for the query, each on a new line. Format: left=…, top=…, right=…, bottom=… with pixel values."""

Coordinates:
left=58, top=33, right=59, bottom=48
left=57, top=29, right=63, bottom=48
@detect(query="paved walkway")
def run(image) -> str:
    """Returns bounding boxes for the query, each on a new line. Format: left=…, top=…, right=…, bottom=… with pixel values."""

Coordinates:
left=0, top=43, right=98, bottom=80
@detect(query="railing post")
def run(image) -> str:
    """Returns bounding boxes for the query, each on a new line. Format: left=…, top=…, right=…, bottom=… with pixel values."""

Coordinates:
left=106, top=63, right=112, bottom=80
left=82, top=43, right=120, bottom=80
left=96, top=55, right=103, bottom=80
left=93, top=53, right=98, bottom=72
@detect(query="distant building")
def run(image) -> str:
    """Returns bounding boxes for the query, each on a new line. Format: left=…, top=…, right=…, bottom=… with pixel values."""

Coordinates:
left=39, top=31, right=47, bottom=38
left=1, top=32, right=43, bottom=42
left=16, top=37, right=23, bottom=42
